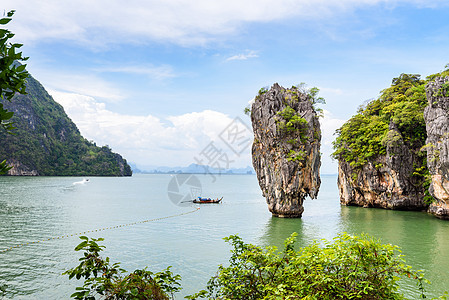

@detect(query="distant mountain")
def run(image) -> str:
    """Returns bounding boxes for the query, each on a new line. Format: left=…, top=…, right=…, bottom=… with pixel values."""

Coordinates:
left=134, top=163, right=254, bottom=174
left=128, top=162, right=142, bottom=173
left=0, top=72, right=132, bottom=176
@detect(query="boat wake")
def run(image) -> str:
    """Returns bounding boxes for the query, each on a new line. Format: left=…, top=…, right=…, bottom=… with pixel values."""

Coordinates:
left=73, top=178, right=90, bottom=185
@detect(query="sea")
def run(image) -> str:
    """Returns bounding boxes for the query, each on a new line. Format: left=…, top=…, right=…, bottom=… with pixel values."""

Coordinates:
left=0, top=174, right=448, bottom=299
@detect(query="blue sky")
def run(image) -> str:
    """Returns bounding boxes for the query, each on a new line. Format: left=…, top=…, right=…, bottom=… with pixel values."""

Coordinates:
left=3, top=0, right=449, bottom=173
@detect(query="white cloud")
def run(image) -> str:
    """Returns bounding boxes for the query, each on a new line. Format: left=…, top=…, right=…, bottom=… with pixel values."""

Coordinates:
left=320, top=109, right=346, bottom=174
left=5, top=0, right=448, bottom=47
left=49, top=90, right=253, bottom=169
left=226, top=50, right=259, bottom=61
left=320, top=110, right=345, bottom=147
left=37, top=72, right=125, bottom=101
left=49, top=89, right=346, bottom=173
left=29, top=64, right=176, bottom=102
left=96, top=65, right=176, bottom=80
left=318, top=87, right=344, bottom=96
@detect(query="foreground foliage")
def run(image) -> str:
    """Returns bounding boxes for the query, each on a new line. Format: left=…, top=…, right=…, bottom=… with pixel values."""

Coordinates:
left=188, top=233, right=429, bottom=300
left=0, top=10, right=29, bottom=174
left=64, top=237, right=181, bottom=300
left=66, top=234, right=447, bottom=299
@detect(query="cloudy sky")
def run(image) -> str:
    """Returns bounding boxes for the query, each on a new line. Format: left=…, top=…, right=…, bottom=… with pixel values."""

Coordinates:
left=3, top=0, right=449, bottom=173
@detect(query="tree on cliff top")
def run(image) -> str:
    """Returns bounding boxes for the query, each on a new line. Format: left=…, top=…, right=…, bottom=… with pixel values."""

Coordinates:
left=332, top=66, right=449, bottom=170
left=331, top=69, right=449, bottom=205
left=332, top=73, right=428, bottom=170
left=0, top=10, right=29, bottom=174
left=244, top=83, right=326, bottom=116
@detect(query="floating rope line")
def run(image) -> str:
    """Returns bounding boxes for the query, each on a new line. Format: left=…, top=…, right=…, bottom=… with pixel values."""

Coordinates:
left=0, top=207, right=200, bottom=254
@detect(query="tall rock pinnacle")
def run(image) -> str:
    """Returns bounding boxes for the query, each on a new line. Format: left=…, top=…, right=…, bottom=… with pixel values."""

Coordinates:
left=424, top=76, right=449, bottom=219
left=251, top=83, right=321, bottom=218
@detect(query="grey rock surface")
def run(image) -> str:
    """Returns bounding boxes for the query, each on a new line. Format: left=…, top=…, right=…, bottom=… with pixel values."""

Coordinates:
left=337, top=121, right=427, bottom=210
left=424, top=76, right=449, bottom=218
left=6, top=159, right=39, bottom=176
left=251, top=83, right=321, bottom=217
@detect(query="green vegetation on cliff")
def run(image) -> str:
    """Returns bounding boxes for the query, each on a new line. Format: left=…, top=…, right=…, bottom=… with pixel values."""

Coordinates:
left=0, top=72, right=132, bottom=176
left=332, top=68, right=449, bottom=193
left=332, top=74, right=426, bottom=168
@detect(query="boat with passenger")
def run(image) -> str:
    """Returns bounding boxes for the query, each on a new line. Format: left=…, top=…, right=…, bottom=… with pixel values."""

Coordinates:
left=193, top=197, right=223, bottom=204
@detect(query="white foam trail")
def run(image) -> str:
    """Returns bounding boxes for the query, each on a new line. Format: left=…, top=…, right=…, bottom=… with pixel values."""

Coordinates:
left=73, top=178, right=90, bottom=185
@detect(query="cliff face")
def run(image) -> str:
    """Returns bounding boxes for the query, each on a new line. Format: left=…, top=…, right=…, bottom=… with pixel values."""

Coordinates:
left=7, top=159, right=39, bottom=176
left=0, top=72, right=132, bottom=176
left=337, top=122, right=426, bottom=210
left=251, top=83, right=321, bottom=218
left=424, top=76, right=449, bottom=218
left=334, top=74, right=429, bottom=211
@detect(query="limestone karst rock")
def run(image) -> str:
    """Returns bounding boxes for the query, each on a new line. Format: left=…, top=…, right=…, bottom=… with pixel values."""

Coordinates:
left=337, top=125, right=427, bottom=210
left=334, top=74, right=428, bottom=211
left=251, top=83, right=321, bottom=218
left=424, top=76, right=449, bottom=219
left=0, top=71, right=132, bottom=176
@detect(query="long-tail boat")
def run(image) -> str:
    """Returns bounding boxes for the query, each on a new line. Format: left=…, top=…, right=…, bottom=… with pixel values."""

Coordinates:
left=193, top=197, right=223, bottom=204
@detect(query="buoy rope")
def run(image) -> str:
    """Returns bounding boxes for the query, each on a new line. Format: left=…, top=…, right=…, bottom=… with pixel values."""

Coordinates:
left=0, top=207, right=200, bottom=254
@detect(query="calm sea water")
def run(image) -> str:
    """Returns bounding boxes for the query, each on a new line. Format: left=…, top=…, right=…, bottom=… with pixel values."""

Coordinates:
left=0, top=174, right=448, bottom=299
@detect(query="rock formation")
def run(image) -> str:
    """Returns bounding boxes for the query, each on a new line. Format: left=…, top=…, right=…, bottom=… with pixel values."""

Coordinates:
left=7, top=159, right=39, bottom=176
left=0, top=71, right=132, bottom=176
left=251, top=83, right=321, bottom=218
left=334, top=74, right=428, bottom=211
left=424, top=76, right=449, bottom=218
left=337, top=122, right=427, bottom=210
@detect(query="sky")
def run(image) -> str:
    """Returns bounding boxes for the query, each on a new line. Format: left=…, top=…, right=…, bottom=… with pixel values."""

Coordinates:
left=3, top=0, right=449, bottom=173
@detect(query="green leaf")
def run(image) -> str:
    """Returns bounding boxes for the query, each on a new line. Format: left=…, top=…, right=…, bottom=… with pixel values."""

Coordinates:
left=74, top=241, right=88, bottom=251
left=16, top=64, right=26, bottom=73
left=0, top=18, right=11, bottom=25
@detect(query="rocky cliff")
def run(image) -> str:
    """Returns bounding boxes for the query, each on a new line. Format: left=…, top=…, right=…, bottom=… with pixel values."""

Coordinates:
left=333, top=74, right=428, bottom=211
left=424, top=76, right=449, bottom=218
left=337, top=122, right=427, bottom=210
left=0, top=72, right=132, bottom=176
left=251, top=83, right=321, bottom=218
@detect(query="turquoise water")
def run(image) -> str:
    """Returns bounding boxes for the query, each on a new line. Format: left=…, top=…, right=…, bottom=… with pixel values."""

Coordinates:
left=0, top=174, right=448, bottom=299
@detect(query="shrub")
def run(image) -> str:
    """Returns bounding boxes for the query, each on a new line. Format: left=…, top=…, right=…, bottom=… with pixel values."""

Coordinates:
left=64, top=237, right=181, bottom=300
left=188, top=233, right=429, bottom=299
left=276, top=106, right=308, bottom=142
left=287, top=149, right=306, bottom=162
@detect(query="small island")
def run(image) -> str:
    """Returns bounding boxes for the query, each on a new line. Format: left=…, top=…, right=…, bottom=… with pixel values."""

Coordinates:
left=0, top=72, right=132, bottom=176
left=332, top=68, right=449, bottom=219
